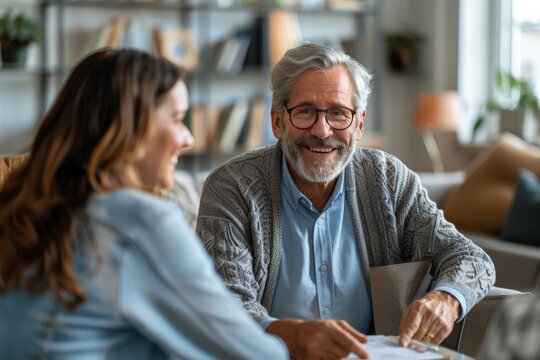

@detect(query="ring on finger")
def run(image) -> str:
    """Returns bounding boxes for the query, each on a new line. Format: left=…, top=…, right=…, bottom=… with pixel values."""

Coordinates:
left=422, top=330, right=435, bottom=343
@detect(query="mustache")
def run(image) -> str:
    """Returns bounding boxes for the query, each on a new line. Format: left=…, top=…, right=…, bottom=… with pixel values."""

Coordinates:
left=295, top=136, right=345, bottom=149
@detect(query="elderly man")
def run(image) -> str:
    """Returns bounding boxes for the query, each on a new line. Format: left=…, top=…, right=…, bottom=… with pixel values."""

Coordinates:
left=197, top=43, right=494, bottom=359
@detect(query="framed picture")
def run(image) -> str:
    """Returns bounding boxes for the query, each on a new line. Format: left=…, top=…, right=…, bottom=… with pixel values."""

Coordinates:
left=156, top=28, right=198, bottom=71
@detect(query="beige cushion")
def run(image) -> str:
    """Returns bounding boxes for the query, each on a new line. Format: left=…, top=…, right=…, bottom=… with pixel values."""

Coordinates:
left=167, top=170, right=200, bottom=229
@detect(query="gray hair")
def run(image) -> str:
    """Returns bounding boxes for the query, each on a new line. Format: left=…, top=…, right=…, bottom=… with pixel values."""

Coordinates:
left=271, top=42, right=373, bottom=113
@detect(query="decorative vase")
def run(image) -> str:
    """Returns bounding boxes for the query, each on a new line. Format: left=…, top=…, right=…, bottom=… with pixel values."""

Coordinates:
left=386, top=44, right=417, bottom=73
left=0, top=46, right=28, bottom=67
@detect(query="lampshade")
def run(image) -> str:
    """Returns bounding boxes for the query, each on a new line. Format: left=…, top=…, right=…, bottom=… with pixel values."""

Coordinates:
left=413, top=91, right=462, bottom=132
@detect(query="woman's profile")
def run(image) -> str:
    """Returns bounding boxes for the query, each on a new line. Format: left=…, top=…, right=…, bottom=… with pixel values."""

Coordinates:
left=0, top=48, right=288, bottom=359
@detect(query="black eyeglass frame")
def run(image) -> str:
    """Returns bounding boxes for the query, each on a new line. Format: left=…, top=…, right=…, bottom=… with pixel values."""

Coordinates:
left=285, top=105, right=357, bottom=130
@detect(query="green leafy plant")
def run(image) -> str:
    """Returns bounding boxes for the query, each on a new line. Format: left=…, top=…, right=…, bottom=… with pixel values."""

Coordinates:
left=0, top=9, right=42, bottom=51
left=472, top=70, right=540, bottom=140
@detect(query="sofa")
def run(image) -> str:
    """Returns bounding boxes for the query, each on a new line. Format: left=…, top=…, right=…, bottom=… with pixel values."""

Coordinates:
left=419, top=171, right=540, bottom=292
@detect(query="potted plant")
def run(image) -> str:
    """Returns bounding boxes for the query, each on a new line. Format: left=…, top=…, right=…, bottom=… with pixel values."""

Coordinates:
left=0, top=9, right=42, bottom=67
left=385, top=29, right=424, bottom=74
left=472, top=70, right=540, bottom=141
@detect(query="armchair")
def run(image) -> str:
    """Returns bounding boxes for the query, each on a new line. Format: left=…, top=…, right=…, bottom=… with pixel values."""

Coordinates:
left=419, top=171, right=540, bottom=292
left=173, top=169, right=530, bottom=357
left=370, top=262, right=528, bottom=358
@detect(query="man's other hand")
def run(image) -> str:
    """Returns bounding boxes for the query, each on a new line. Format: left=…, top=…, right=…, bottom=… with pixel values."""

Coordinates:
left=398, top=290, right=460, bottom=347
left=267, top=319, right=368, bottom=360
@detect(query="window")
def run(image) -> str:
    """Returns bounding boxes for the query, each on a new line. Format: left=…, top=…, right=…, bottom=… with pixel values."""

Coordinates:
left=508, top=0, right=540, bottom=90
left=458, top=0, right=540, bottom=143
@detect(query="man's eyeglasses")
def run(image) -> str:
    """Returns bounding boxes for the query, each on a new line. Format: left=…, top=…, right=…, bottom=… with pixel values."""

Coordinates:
left=285, top=105, right=356, bottom=130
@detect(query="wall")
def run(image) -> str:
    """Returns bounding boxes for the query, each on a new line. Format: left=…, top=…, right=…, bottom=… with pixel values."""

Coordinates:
left=0, top=3, right=41, bottom=155
left=380, top=0, right=465, bottom=172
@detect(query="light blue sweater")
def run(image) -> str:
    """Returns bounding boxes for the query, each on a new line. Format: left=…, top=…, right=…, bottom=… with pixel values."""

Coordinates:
left=0, top=189, right=288, bottom=360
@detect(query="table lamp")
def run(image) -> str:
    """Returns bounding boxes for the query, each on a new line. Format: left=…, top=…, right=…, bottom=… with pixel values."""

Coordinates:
left=413, top=91, right=462, bottom=173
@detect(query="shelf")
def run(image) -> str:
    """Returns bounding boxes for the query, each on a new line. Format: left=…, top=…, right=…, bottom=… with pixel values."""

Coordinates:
left=0, top=1, right=40, bottom=6
left=207, top=4, right=376, bottom=16
left=41, top=0, right=204, bottom=11
left=0, top=65, right=65, bottom=76
left=38, top=0, right=376, bottom=15
left=189, top=66, right=270, bottom=79
left=178, top=149, right=249, bottom=172
left=0, top=0, right=383, bottom=167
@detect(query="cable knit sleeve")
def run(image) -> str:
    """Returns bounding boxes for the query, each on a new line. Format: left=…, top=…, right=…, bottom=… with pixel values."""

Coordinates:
left=358, top=150, right=495, bottom=314
left=196, top=159, right=274, bottom=322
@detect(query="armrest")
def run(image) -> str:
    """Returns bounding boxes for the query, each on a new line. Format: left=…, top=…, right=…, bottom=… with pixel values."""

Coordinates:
left=444, top=287, right=529, bottom=357
left=369, top=263, right=527, bottom=357
left=417, top=171, right=464, bottom=206
left=464, top=231, right=540, bottom=291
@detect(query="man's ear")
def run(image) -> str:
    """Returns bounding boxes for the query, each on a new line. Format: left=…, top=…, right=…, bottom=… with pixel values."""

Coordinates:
left=271, top=110, right=283, bottom=140
left=356, top=111, right=366, bottom=141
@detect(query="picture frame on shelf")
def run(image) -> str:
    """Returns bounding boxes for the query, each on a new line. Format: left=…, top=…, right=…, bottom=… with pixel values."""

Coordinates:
left=155, top=28, right=198, bottom=71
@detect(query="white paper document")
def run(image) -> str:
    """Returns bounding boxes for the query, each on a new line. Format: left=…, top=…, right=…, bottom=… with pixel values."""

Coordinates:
left=344, top=335, right=445, bottom=360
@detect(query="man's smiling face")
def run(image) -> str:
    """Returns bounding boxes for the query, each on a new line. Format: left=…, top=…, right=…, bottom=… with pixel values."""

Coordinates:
left=271, top=65, right=364, bottom=185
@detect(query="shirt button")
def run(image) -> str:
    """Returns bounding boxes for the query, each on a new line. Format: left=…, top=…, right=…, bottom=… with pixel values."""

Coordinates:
left=323, top=307, right=329, bottom=315
left=319, top=264, right=328, bottom=272
left=317, top=219, right=323, bottom=225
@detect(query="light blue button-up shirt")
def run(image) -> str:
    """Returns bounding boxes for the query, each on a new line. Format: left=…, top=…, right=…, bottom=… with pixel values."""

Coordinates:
left=262, top=157, right=373, bottom=333
left=259, top=156, right=468, bottom=331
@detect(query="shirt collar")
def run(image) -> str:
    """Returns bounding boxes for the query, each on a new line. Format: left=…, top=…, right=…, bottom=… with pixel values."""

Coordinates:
left=280, top=154, right=345, bottom=213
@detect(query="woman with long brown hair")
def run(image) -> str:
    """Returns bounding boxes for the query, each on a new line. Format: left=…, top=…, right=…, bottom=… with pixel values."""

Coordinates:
left=0, top=48, right=288, bottom=359
left=0, top=156, right=26, bottom=188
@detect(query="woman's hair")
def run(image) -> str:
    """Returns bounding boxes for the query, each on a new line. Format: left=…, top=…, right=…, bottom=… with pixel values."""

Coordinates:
left=0, top=48, right=184, bottom=308
left=0, top=156, right=27, bottom=188
left=271, top=42, right=373, bottom=113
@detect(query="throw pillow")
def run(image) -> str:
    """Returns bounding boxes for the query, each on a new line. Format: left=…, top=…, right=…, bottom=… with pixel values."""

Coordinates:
left=501, top=169, right=540, bottom=246
left=442, top=133, right=540, bottom=235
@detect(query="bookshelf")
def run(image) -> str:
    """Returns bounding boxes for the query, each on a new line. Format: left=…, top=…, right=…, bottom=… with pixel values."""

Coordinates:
left=0, top=0, right=382, bottom=171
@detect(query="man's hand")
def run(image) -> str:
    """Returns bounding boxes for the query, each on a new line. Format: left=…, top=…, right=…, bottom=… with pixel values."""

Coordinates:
left=399, top=290, right=460, bottom=347
left=267, top=319, right=369, bottom=360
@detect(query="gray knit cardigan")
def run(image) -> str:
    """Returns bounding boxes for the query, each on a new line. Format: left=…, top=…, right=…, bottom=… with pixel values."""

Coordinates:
left=196, top=144, right=495, bottom=323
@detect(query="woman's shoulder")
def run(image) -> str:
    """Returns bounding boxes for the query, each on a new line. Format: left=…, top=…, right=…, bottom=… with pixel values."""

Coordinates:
left=86, top=189, right=190, bottom=244
left=85, top=188, right=212, bottom=289
left=88, top=188, right=175, bottom=219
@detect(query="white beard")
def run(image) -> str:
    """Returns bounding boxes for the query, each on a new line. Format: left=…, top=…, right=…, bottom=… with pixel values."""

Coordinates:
left=281, top=130, right=357, bottom=184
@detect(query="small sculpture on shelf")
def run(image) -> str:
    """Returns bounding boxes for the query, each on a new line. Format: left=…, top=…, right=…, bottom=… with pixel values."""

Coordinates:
left=385, top=29, right=424, bottom=74
left=0, top=9, right=42, bottom=68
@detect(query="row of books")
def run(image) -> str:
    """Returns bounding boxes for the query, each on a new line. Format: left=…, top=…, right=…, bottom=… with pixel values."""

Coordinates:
left=78, top=0, right=366, bottom=10
left=84, top=10, right=300, bottom=74
left=185, top=96, right=276, bottom=154
left=84, top=16, right=199, bottom=70
left=82, top=9, right=359, bottom=75
left=213, top=34, right=253, bottom=73
left=209, top=9, right=301, bottom=74
left=259, top=0, right=367, bottom=11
